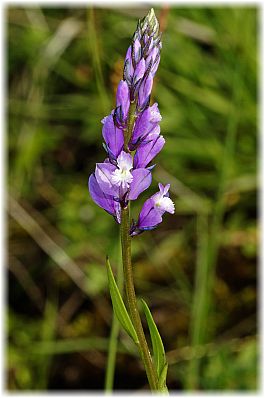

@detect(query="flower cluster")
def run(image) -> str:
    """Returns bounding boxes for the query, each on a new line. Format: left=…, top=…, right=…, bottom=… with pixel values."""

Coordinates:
left=88, top=9, right=174, bottom=235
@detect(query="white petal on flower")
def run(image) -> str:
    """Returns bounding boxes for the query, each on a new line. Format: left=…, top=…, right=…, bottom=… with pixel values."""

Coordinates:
left=155, top=196, right=175, bottom=214
left=163, top=184, right=170, bottom=195
left=101, top=116, right=108, bottom=124
left=116, top=151, right=133, bottom=171
left=158, top=183, right=170, bottom=196
left=150, top=106, right=162, bottom=122
left=111, top=168, right=133, bottom=189
left=111, top=151, right=134, bottom=190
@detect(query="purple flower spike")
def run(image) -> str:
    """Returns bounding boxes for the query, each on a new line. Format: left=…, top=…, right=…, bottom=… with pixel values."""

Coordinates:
left=102, top=114, right=124, bottom=159
left=88, top=10, right=174, bottom=233
left=130, top=183, right=175, bottom=236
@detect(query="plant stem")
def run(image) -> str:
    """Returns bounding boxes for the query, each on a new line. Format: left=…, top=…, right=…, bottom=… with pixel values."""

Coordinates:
left=124, top=101, right=136, bottom=151
left=120, top=206, right=158, bottom=391
left=120, top=96, right=158, bottom=391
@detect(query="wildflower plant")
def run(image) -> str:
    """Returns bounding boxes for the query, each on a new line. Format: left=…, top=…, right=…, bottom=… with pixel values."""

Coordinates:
left=88, top=9, right=174, bottom=392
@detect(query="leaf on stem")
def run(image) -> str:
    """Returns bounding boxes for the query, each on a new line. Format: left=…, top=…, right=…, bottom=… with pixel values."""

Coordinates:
left=158, top=363, right=169, bottom=393
left=106, top=257, right=139, bottom=344
left=141, top=299, right=168, bottom=389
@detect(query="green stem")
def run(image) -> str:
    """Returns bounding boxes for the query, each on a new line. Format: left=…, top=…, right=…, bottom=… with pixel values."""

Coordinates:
left=120, top=206, right=158, bottom=391
left=124, top=101, right=136, bottom=151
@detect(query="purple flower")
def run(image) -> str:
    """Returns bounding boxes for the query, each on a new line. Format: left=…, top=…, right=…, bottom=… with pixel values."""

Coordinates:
left=146, top=42, right=161, bottom=77
left=134, top=130, right=165, bottom=168
left=115, top=80, right=130, bottom=125
left=137, top=75, right=153, bottom=112
left=130, top=103, right=162, bottom=149
left=102, top=113, right=124, bottom=160
left=124, top=45, right=146, bottom=99
left=92, top=151, right=152, bottom=208
left=130, top=183, right=175, bottom=236
left=88, top=173, right=121, bottom=223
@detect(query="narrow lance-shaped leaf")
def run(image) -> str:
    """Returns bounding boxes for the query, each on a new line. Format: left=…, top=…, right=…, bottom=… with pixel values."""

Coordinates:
left=158, top=363, right=169, bottom=393
left=141, top=299, right=168, bottom=380
left=106, top=257, right=139, bottom=344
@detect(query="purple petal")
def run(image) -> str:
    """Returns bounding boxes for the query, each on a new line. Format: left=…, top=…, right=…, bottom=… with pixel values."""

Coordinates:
left=132, top=109, right=150, bottom=144
left=128, top=168, right=152, bottom=200
left=151, top=52, right=161, bottom=76
left=89, top=174, right=117, bottom=217
left=131, top=104, right=161, bottom=146
left=149, top=103, right=162, bottom=123
left=139, top=208, right=162, bottom=229
left=134, top=58, right=145, bottom=83
left=138, top=198, right=162, bottom=229
left=102, top=114, right=124, bottom=158
left=143, top=36, right=153, bottom=57
left=144, top=125, right=161, bottom=141
left=147, top=46, right=159, bottom=63
left=138, top=75, right=153, bottom=108
left=134, top=134, right=165, bottom=168
left=145, top=43, right=161, bottom=77
left=95, top=162, right=118, bottom=196
left=114, top=201, right=121, bottom=223
left=116, top=80, right=130, bottom=118
left=138, top=197, right=154, bottom=221
left=124, top=46, right=134, bottom=79
left=133, top=38, right=141, bottom=64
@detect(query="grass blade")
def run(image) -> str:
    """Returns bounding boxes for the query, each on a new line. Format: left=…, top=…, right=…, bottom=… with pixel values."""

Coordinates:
left=106, top=257, right=138, bottom=344
left=158, top=363, right=169, bottom=393
left=141, top=299, right=167, bottom=380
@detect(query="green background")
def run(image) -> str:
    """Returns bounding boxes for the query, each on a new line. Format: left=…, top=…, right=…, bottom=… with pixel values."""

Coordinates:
left=7, top=5, right=258, bottom=391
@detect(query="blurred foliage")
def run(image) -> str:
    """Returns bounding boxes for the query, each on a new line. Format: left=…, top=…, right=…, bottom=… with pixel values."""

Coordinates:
left=7, top=5, right=257, bottom=391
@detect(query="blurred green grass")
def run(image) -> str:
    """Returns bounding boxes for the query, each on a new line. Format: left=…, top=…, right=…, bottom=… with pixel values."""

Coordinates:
left=7, top=6, right=257, bottom=391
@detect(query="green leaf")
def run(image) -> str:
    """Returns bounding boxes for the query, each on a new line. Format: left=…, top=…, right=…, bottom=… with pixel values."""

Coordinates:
left=158, top=363, right=169, bottom=393
left=141, top=299, right=168, bottom=381
left=106, top=257, right=138, bottom=344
